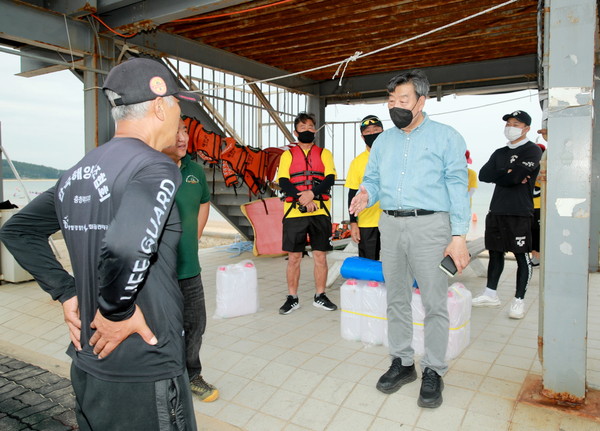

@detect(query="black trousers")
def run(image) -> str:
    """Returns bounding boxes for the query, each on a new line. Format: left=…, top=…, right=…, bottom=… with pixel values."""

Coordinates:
left=70, top=364, right=197, bottom=431
left=486, top=250, right=532, bottom=299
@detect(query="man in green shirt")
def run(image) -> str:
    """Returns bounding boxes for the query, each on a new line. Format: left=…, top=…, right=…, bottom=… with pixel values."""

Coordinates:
left=163, top=118, right=218, bottom=402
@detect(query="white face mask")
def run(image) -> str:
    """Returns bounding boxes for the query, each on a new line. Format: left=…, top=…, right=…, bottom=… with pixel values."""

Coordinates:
left=504, top=126, right=524, bottom=142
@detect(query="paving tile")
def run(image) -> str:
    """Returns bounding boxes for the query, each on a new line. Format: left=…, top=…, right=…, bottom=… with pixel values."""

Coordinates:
left=214, top=402, right=255, bottom=429
left=341, top=383, right=387, bottom=415
left=245, top=412, right=287, bottom=431
left=450, top=357, right=491, bottom=376
left=232, top=381, right=277, bottom=410
left=467, top=392, right=515, bottom=422
left=377, top=392, right=421, bottom=426
left=311, top=376, right=355, bottom=405
left=325, top=406, right=374, bottom=431
left=444, top=370, right=484, bottom=391
left=368, top=416, right=402, bottom=431
left=289, top=397, right=338, bottom=431
left=300, top=355, right=340, bottom=375
left=461, top=411, right=510, bottom=431
left=328, top=361, right=371, bottom=382
left=226, top=355, right=268, bottom=380
left=283, top=368, right=322, bottom=396
left=441, top=385, right=476, bottom=410
left=478, top=377, right=522, bottom=399
left=511, top=403, right=563, bottom=429
left=253, top=361, right=296, bottom=388
left=415, top=404, right=466, bottom=431
left=487, top=364, right=529, bottom=384
left=261, top=388, right=303, bottom=421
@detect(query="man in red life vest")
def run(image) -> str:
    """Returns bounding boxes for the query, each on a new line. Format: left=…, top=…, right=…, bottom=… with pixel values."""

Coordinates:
left=277, top=112, right=338, bottom=314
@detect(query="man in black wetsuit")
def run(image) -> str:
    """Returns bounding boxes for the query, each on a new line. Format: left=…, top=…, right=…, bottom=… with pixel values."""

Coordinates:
left=0, top=58, right=200, bottom=430
left=473, top=110, right=542, bottom=320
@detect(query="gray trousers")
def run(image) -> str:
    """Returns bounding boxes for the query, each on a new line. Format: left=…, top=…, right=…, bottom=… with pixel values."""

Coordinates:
left=379, top=211, right=451, bottom=376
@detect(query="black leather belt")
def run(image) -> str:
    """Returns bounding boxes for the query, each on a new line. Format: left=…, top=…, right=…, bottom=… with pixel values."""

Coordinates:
left=384, top=209, right=435, bottom=217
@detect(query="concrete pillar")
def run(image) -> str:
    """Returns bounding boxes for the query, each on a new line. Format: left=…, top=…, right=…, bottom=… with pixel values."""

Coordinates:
left=541, top=0, right=596, bottom=400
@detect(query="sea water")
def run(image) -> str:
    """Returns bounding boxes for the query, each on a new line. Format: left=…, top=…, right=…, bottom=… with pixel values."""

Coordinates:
left=2, top=179, right=57, bottom=208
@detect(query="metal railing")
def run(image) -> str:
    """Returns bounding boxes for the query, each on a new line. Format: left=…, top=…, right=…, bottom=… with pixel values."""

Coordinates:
left=167, top=58, right=307, bottom=149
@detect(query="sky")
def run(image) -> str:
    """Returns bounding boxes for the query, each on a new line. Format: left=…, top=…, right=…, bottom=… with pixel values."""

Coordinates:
left=0, top=50, right=545, bottom=173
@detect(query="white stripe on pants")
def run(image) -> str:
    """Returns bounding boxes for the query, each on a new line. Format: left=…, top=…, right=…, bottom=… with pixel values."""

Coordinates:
left=379, top=211, right=451, bottom=376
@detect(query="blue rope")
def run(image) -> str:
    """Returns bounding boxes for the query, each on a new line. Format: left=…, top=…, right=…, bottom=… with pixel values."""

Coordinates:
left=216, top=240, right=253, bottom=257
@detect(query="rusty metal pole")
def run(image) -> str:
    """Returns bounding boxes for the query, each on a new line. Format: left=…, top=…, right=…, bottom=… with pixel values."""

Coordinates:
left=83, top=39, right=114, bottom=152
left=541, top=0, right=596, bottom=401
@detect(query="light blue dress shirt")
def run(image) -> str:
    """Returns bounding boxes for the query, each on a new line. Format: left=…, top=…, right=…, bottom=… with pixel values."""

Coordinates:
left=361, top=113, right=470, bottom=235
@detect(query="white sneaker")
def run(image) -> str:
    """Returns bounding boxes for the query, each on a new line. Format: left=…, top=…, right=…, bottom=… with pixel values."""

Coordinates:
left=508, top=298, right=525, bottom=319
left=472, top=294, right=501, bottom=308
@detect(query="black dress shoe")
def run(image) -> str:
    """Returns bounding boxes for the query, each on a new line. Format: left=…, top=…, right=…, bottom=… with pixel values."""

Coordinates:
left=417, top=367, right=444, bottom=408
left=376, top=358, right=417, bottom=394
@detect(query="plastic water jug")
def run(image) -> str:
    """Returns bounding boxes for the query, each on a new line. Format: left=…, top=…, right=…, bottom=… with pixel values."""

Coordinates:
left=361, top=281, right=387, bottom=345
left=214, top=260, right=259, bottom=318
left=411, top=282, right=472, bottom=360
left=340, top=279, right=364, bottom=341
left=446, top=283, right=472, bottom=359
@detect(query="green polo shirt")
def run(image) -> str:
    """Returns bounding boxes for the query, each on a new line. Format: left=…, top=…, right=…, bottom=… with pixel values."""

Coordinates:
left=175, top=154, right=210, bottom=279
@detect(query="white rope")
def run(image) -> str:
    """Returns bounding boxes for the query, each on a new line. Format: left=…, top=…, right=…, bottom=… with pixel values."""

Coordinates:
left=332, top=51, right=362, bottom=86
left=63, top=14, right=75, bottom=70
left=194, top=0, right=519, bottom=95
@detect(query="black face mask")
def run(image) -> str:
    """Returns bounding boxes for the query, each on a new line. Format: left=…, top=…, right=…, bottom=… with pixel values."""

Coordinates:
left=296, top=130, right=315, bottom=143
left=389, top=101, right=418, bottom=129
left=363, top=132, right=381, bottom=148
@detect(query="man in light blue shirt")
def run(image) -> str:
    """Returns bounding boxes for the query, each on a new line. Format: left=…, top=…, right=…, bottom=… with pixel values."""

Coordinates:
left=350, top=69, right=470, bottom=409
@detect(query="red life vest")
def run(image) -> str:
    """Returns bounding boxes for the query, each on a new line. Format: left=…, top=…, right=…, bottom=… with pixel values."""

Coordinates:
left=286, top=144, right=330, bottom=202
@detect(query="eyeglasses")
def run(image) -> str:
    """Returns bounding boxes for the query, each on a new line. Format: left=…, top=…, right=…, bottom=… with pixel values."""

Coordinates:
left=361, top=118, right=380, bottom=127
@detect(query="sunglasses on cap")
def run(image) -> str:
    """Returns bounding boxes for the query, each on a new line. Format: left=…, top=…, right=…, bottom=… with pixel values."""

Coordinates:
left=361, top=118, right=380, bottom=127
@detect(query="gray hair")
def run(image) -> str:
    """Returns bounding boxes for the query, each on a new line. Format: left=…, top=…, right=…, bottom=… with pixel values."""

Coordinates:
left=387, top=70, right=430, bottom=99
left=104, top=90, right=176, bottom=122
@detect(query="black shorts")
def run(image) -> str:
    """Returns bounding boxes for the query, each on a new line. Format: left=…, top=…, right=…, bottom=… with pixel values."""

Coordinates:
left=531, top=208, right=541, bottom=251
left=485, top=213, right=533, bottom=253
left=283, top=215, right=332, bottom=252
left=358, top=226, right=381, bottom=261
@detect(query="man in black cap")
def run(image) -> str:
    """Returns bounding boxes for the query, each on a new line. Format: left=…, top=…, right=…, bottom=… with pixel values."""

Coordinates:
left=0, top=57, right=199, bottom=430
left=474, top=110, right=542, bottom=320
left=345, top=115, right=384, bottom=260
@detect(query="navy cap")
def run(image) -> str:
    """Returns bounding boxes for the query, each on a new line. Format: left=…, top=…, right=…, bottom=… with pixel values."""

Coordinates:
left=103, top=57, right=200, bottom=107
left=502, top=110, right=532, bottom=126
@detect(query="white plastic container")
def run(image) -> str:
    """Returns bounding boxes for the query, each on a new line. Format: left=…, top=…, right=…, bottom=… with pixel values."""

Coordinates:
left=340, top=279, right=364, bottom=341
left=361, top=281, right=387, bottom=345
left=446, top=283, right=472, bottom=359
left=214, top=260, right=259, bottom=318
left=411, top=282, right=472, bottom=360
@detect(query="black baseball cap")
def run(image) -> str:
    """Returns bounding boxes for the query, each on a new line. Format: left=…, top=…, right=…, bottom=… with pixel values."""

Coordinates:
left=502, top=110, right=531, bottom=126
left=103, top=57, right=201, bottom=106
left=359, top=115, right=383, bottom=132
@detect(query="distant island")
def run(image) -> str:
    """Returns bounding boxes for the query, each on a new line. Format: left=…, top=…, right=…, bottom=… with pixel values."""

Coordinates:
left=1, top=160, right=64, bottom=179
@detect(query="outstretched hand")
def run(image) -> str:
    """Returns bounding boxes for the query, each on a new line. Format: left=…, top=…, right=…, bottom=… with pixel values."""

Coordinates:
left=89, top=305, right=157, bottom=359
left=349, top=186, right=369, bottom=216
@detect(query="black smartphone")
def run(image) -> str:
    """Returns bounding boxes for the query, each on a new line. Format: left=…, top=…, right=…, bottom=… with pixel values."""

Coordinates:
left=439, top=255, right=457, bottom=277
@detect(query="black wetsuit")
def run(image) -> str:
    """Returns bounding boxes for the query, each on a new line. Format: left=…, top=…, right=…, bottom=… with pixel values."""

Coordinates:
left=0, top=137, right=184, bottom=382
left=479, top=139, right=542, bottom=299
